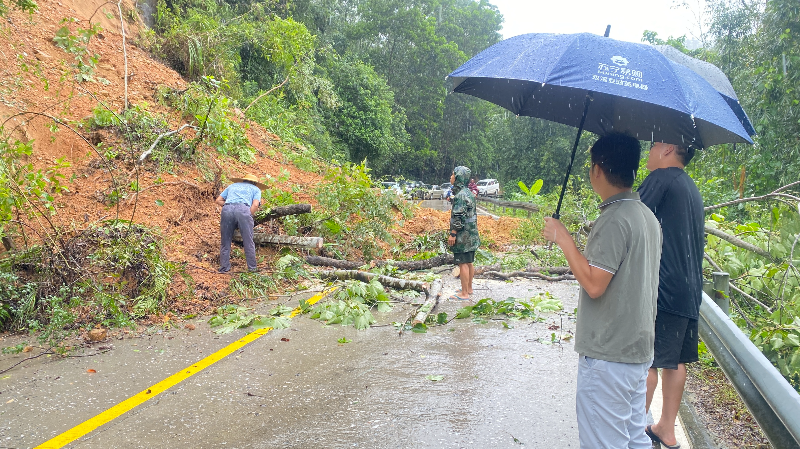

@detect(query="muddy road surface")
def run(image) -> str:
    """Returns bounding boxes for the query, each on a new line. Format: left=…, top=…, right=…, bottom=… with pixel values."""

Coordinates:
left=1, top=277, right=583, bottom=448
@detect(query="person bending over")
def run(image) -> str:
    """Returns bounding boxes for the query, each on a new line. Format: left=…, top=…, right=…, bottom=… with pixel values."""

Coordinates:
left=215, top=173, right=265, bottom=273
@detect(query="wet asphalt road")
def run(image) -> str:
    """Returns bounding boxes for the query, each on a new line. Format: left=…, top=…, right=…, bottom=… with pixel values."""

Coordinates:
left=1, top=277, right=581, bottom=448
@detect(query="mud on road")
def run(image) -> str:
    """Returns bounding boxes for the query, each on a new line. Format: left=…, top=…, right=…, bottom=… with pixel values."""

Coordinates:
left=1, top=276, right=584, bottom=448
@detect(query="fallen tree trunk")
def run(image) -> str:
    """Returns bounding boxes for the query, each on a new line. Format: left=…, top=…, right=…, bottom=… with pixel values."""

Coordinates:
left=481, top=271, right=576, bottom=282
left=704, top=225, right=773, bottom=260
left=314, top=269, right=428, bottom=292
left=412, top=279, right=442, bottom=325
left=254, top=204, right=312, bottom=226
left=377, top=253, right=454, bottom=271
left=305, top=256, right=363, bottom=270
left=305, top=253, right=455, bottom=271
left=235, top=231, right=323, bottom=249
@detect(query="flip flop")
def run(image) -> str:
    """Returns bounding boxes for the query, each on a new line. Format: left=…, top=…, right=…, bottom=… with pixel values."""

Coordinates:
left=645, top=425, right=681, bottom=449
left=447, top=294, right=471, bottom=301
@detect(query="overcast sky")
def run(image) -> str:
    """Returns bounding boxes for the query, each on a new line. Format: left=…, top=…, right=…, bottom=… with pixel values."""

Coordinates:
left=491, top=0, right=703, bottom=45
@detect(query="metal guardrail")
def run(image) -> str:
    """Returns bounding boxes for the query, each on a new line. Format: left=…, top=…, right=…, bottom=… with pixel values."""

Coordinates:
left=699, top=273, right=800, bottom=448
left=476, top=197, right=539, bottom=216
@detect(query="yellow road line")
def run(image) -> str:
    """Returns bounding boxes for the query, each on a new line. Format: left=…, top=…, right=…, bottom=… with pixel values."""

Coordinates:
left=35, top=289, right=333, bottom=449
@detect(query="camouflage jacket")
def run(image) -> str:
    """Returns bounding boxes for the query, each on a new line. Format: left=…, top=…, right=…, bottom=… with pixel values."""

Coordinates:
left=449, top=168, right=480, bottom=254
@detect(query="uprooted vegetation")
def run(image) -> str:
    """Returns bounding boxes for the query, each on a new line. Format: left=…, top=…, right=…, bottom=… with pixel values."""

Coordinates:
left=0, top=0, right=534, bottom=354
left=0, top=221, right=181, bottom=351
left=2, top=1, right=796, bottom=404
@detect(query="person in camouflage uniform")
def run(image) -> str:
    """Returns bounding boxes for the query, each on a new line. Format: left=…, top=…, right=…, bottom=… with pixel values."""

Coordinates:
left=447, top=166, right=480, bottom=300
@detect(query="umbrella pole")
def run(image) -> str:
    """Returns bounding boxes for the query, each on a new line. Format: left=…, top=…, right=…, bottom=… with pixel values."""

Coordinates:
left=553, top=93, right=593, bottom=219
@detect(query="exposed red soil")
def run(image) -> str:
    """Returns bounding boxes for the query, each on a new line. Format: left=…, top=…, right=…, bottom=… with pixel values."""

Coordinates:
left=0, top=2, right=521, bottom=316
left=392, top=207, right=524, bottom=250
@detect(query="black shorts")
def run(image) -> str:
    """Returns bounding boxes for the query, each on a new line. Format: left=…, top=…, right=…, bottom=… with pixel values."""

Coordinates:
left=652, top=310, right=699, bottom=370
left=453, top=251, right=475, bottom=264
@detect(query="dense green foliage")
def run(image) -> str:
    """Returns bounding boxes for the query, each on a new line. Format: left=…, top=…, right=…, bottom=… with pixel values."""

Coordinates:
left=1, top=0, right=799, bottom=388
left=0, top=0, right=36, bottom=17
left=0, top=221, right=181, bottom=349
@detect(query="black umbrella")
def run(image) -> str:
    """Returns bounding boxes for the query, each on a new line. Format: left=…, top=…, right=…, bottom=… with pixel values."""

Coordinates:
left=448, top=31, right=752, bottom=218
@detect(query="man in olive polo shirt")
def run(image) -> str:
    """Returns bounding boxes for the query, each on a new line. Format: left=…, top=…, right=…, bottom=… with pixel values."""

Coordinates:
left=544, top=132, right=662, bottom=448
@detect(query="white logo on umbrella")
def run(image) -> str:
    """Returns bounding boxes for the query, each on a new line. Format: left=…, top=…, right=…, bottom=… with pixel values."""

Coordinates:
left=611, top=56, right=629, bottom=67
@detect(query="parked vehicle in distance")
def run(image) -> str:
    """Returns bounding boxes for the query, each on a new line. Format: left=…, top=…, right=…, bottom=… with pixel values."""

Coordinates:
left=476, top=179, right=500, bottom=197
left=381, top=181, right=403, bottom=195
left=426, top=184, right=445, bottom=200
left=440, top=182, right=453, bottom=201
left=409, top=183, right=429, bottom=199
left=404, top=180, right=424, bottom=192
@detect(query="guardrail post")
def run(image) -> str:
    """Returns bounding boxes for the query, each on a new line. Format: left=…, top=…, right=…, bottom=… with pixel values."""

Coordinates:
left=702, top=279, right=713, bottom=298
left=712, top=271, right=730, bottom=316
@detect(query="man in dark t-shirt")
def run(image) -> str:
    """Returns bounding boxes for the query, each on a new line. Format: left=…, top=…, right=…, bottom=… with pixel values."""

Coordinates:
left=638, top=142, right=704, bottom=449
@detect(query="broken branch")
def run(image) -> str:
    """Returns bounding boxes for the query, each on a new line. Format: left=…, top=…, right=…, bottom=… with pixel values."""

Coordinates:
left=412, top=279, right=442, bottom=325
left=254, top=204, right=312, bottom=226
left=705, top=225, right=773, bottom=260
left=243, top=74, right=290, bottom=114
left=474, top=265, right=571, bottom=276
left=704, top=252, right=772, bottom=313
left=704, top=192, right=800, bottom=212
left=138, top=124, right=196, bottom=163
left=481, top=271, right=576, bottom=282
left=304, top=253, right=455, bottom=272
left=314, top=269, right=428, bottom=292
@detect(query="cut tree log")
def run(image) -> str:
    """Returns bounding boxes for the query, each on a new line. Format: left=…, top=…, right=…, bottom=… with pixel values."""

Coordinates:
left=314, top=269, right=428, bottom=292
left=377, top=253, right=454, bottom=271
left=305, top=256, right=364, bottom=270
left=304, top=253, right=455, bottom=272
left=254, top=204, right=312, bottom=226
left=412, top=279, right=443, bottom=325
left=234, top=231, right=323, bottom=249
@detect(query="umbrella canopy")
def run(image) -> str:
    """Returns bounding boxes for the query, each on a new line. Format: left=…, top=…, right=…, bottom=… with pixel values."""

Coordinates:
left=448, top=32, right=753, bottom=148
left=653, top=44, right=756, bottom=137
left=447, top=32, right=753, bottom=218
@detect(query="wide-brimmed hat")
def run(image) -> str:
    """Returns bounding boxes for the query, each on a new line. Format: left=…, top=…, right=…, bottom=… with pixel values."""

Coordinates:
left=230, top=173, right=267, bottom=190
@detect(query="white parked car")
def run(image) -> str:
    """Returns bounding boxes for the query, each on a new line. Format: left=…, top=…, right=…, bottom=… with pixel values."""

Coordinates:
left=381, top=181, right=403, bottom=195
left=426, top=185, right=445, bottom=200
left=476, top=179, right=500, bottom=197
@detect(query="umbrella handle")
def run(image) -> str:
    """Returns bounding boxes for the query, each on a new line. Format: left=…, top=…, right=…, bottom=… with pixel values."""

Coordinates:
left=553, top=92, right=593, bottom=219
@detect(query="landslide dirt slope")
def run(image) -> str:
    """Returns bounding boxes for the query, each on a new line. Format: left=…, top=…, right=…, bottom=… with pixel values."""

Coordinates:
left=0, top=1, right=523, bottom=309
